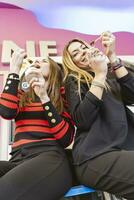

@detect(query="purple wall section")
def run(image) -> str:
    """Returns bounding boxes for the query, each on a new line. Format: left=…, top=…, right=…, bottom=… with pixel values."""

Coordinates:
left=0, top=2, right=22, bottom=9
left=0, top=8, right=134, bottom=55
left=0, top=7, right=134, bottom=91
left=0, top=8, right=133, bottom=59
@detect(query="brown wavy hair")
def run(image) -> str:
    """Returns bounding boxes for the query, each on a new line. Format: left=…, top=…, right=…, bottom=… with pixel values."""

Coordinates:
left=19, top=58, right=64, bottom=113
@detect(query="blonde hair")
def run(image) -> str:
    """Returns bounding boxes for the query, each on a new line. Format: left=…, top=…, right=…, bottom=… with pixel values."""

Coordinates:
left=19, top=58, right=64, bottom=113
left=62, top=38, right=109, bottom=98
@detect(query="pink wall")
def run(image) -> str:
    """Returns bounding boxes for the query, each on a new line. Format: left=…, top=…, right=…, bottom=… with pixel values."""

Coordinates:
left=0, top=7, right=134, bottom=91
left=0, top=8, right=134, bottom=65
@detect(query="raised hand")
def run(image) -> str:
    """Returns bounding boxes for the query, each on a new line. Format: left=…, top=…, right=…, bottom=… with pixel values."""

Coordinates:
left=87, top=48, right=108, bottom=76
left=25, top=67, right=49, bottom=102
left=101, top=31, right=116, bottom=57
left=10, top=49, right=27, bottom=75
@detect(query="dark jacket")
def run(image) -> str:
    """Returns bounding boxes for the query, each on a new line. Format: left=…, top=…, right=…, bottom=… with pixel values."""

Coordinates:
left=65, top=67, right=134, bottom=165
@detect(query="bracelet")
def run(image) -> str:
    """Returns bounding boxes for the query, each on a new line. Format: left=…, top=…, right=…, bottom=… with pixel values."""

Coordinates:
left=91, top=80, right=105, bottom=89
left=110, top=58, right=123, bottom=71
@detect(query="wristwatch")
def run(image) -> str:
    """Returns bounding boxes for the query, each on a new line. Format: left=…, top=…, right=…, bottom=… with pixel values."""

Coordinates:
left=110, top=58, right=123, bottom=71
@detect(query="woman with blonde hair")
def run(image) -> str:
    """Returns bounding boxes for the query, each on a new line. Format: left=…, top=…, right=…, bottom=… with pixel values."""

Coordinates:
left=0, top=49, right=75, bottom=200
left=62, top=31, right=134, bottom=199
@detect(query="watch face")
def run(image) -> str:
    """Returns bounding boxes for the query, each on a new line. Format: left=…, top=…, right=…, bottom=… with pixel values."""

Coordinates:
left=111, top=58, right=121, bottom=67
left=22, top=82, right=29, bottom=89
left=21, top=81, right=30, bottom=92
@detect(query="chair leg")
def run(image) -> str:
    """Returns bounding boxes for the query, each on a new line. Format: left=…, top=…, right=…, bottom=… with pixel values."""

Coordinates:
left=110, top=195, right=127, bottom=200
left=97, top=191, right=105, bottom=200
left=103, top=192, right=127, bottom=200
left=103, top=192, right=112, bottom=200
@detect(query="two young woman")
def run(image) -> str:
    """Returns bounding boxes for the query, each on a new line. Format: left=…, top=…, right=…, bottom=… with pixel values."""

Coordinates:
left=0, top=49, right=75, bottom=200
left=0, top=31, right=134, bottom=200
left=62, top=31, right=134, bottom=199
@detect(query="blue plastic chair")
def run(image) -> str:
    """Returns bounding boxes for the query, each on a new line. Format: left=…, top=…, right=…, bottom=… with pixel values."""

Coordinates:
left=64, top=185, right=96, bottom=198
left=64, top=185, right=124, bottom=200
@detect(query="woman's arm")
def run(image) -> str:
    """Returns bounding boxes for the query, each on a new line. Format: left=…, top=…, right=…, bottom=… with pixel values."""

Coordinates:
left=102, top=31, right=134, bottom=105
left=0, top=73, right=20, bottom=119
left=42, top=101, right=75, bottom=148
left=102, top=31, right=128, bottom=78
left=65, top=76, right=104, bottom=131
left=110, top=60, right=134, bottom=105
left=117, top=71, right=134, bottom=105
left=108, top=45, right=134, bottom=104
left=0, top=49, right=27, bottom=119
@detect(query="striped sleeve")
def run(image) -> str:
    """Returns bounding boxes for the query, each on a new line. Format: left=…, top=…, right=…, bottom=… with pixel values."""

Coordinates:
left=43, top=101, right=75, bottom=147
left=0, top=73, right=19, bottom=119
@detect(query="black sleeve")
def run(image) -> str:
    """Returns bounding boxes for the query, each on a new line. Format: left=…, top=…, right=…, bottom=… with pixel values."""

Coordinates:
left=0, top=73, right=20, bottom=119
left=117, top=72, right=134, bottom=105
left=65, top=76, right=103, bottom=131
left=42, top=101, right=75, bottom=148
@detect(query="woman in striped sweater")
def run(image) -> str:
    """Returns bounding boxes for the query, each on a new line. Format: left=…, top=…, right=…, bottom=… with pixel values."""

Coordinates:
left=0, top=49, right=75, bottom=200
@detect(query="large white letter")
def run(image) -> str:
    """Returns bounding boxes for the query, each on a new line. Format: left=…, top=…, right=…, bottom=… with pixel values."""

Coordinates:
left=1, top=41, right=22, bottom=64
left=26, top=41, right=36, bottom=57
left=39, top=41, right=57, bottom=57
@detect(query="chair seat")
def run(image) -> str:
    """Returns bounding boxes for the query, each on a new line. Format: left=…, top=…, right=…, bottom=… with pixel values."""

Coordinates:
left=64, top=185, right=96, bottom=197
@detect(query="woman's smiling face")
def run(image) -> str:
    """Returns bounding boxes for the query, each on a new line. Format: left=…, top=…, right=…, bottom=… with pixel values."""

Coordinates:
left=68, top=41, right=105, bottom=70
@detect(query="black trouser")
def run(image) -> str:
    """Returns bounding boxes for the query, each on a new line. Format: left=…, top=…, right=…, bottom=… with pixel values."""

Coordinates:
left=0, top=150, right=72, bottom=200
left=75, top=150, right=134, bottom=200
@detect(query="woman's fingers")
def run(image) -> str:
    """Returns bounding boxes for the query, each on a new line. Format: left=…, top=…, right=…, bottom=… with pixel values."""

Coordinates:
left=101, top=31, right=112, bottom=37
left=31, top=82, right=42, bottom=89
left=102, top=40, right=113, bottom=47
left=12, top=49, right=27, bottom=59
left=10, top=49, right=27, bottom=73
left=101, top=31, right=115, bottom=56
left=29, top=77, right=39, bottom=85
